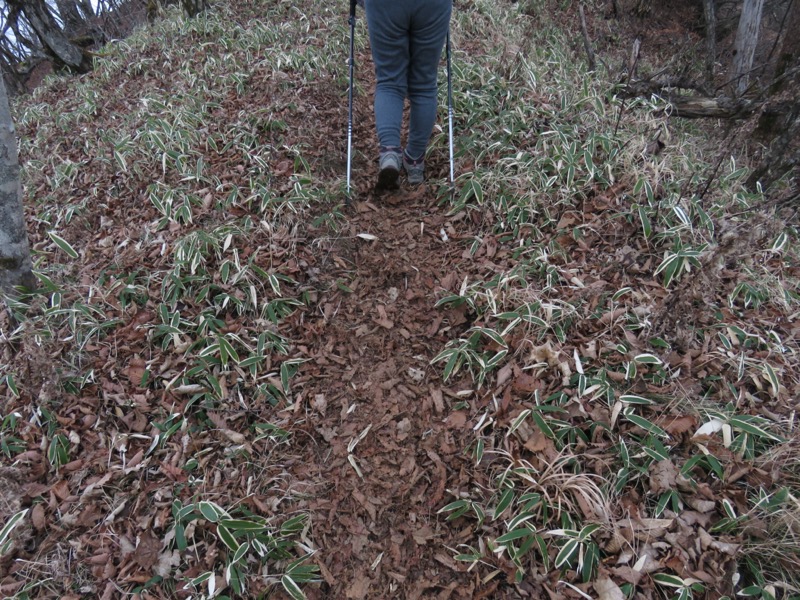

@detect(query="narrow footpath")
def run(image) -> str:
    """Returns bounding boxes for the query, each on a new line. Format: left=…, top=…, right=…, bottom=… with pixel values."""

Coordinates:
left=282, top=187, right=501, bottom=599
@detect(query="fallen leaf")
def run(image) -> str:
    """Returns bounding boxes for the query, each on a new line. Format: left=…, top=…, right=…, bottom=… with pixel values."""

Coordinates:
left=313, top=394, right=327, bottom=415
left=155, top=549, right=180, bottom=578
left=693, top=418, right=724, bottom=438
left=396, top=418, right=412, bottom=441
left=412, top=525, right=435, bottom=545
left=52, top=479, right=70, bottom=501
left=346, top=574, right=371, bottom=599
left=649, top=460, right=678, bottom=495
left=431, top=388, right=444, bottom=414
left=686, top=497, right=715, bottom=513
left=522, top=427, right=551, bottom=454
left=445, top=411, right=467, bottom=429
left=594, top=576, right=625, bottom=600
left=658, top=415, right=697, bottom=435
left=134, top=531, right=162, bottom=570
left=31, top=504, right=46, bottom=530
left=512, top=373, right=540, bottom=393
left=125, top=357, right=146, bottom=386
left=221, top=429, right=246, bottom=444
left=22, top=483, right=51, bottom=499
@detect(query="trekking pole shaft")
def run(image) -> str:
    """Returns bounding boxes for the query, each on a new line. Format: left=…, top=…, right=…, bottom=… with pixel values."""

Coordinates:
left=446, top=29, right=454, bottom=187
left=346, top=0, right=357, bottom=197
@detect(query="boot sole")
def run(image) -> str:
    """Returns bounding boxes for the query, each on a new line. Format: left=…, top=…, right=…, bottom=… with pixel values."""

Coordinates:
left=375, top=166, right=400, bottom=192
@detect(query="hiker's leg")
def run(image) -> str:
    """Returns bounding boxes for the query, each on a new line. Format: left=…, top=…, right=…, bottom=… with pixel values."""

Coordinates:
left=406, top=0, right=451, bottom=160
left=365, top=0, right=411, bottom=151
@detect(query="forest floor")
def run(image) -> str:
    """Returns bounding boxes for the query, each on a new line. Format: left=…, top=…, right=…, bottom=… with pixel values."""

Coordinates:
left=1, top=0, right=798, bottom=599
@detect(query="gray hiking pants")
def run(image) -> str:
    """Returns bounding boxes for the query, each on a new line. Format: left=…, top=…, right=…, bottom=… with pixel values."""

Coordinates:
left=364, top=0, right=452, bottom=160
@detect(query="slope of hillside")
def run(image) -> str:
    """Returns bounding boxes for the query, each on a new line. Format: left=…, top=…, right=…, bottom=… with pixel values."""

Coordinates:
left=1, top=1, right=798, bottom=599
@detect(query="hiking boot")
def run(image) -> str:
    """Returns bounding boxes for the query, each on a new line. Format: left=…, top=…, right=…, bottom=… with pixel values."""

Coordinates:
left=403, top=151, right=425, bottom=185
left=376, top=148, right=401, bottom=192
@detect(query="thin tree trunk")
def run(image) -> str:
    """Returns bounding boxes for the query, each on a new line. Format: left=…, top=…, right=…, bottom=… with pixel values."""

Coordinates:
left=732, top=0, right=765, bottom=95
left=703, top=0, right=716, bottom=90
left=0, top=51, right=25, bottom=97
left=7, top=6, right=39, bottom=55
left=0, top=75, right=34, bottom=292
left=55, top=0, right=85, bottom=37
left=746, top=101, right=800, bottom=190
left=76, top=0, right=96, bottom=19
left=181, top=0, right=209, bottom=18
left=747, top=1, right=800, bottom=192
left=772, top=0, right=800, bottom=91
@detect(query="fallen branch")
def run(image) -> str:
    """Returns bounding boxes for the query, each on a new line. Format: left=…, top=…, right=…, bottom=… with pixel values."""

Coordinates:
left=621, top=79, right=757, bottom=118
left=664, top=96, right=757, bottom=119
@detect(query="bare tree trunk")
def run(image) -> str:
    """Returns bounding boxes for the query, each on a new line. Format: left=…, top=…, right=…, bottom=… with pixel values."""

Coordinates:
left=703, top=0, right=716, bottom=90
left=75, top=0, right=96, bottom=19
left=0, top=44, right=26, bottom=96
left=732, top=0, right=765, bottom=95
left=6, top=5, right=40, bottom=56
left=181, top=0, right=209, bottom=18
left=55, top=0, right=85, bottom=37
left=8, top=0, right=88, bottom=72
left=772, top=0, right=800, bottom=91
left=747, top=0, right=800, bottom=192
left=746, top=101, right=800, bottom=191
left=0, top=75, right=34, bottom=292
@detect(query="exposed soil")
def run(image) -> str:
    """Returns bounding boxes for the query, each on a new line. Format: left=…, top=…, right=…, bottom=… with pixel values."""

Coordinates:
left=287, top=194, right=482, bottom=599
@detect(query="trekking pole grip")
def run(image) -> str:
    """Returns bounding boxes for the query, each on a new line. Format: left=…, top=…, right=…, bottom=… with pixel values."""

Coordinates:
left=349, top=0, right=357, bottom=18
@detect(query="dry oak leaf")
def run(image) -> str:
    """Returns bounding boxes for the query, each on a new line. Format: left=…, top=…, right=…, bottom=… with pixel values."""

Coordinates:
left=51, top=479, right=70, bottom=501
left=155, top=549, right=181, bottom=578
left=22, top=483, right=50, bottom=499
left=30, top=504, right=46, bottom=531
left=412, top=525, right=435, bottom=545
left=511, top=372, right=540, bottom=393
left=124, top=357, right=147, bottom=386
left=134, top=531, right=162, bottom=570
left=648, top=459, right=678, bottom=496
left=657, top=414, right=697, bottom=436
left=346, top=574, right=372, bottom=599
left=445, top=411, right=468, bottom=429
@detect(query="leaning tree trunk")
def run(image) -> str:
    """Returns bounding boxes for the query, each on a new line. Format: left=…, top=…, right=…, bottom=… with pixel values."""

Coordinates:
left=75, top=0, right=96, bottom=19
left=0, top=75, right=34, bottom=292
left=732, top=0, right=765, bottom=95
left=8, top=0, right=88, bottom=72
left=55, top=0, right=86, bottom=37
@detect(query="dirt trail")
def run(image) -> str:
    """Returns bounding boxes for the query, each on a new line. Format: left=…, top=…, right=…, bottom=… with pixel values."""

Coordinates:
left=281, top=188, right=490, bottom=598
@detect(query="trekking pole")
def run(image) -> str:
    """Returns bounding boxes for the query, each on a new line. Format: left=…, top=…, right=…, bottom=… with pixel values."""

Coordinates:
left=346, top=0, right=357, bottom=202
left=446, top=28, right=454, bottom=190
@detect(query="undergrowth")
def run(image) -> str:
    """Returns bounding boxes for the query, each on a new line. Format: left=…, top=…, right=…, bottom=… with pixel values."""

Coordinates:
left=433, top=0, right=800, bottom=596
left=0, top=2, right=349, bottom=598
left=1, top=0, right=798, bottom=597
